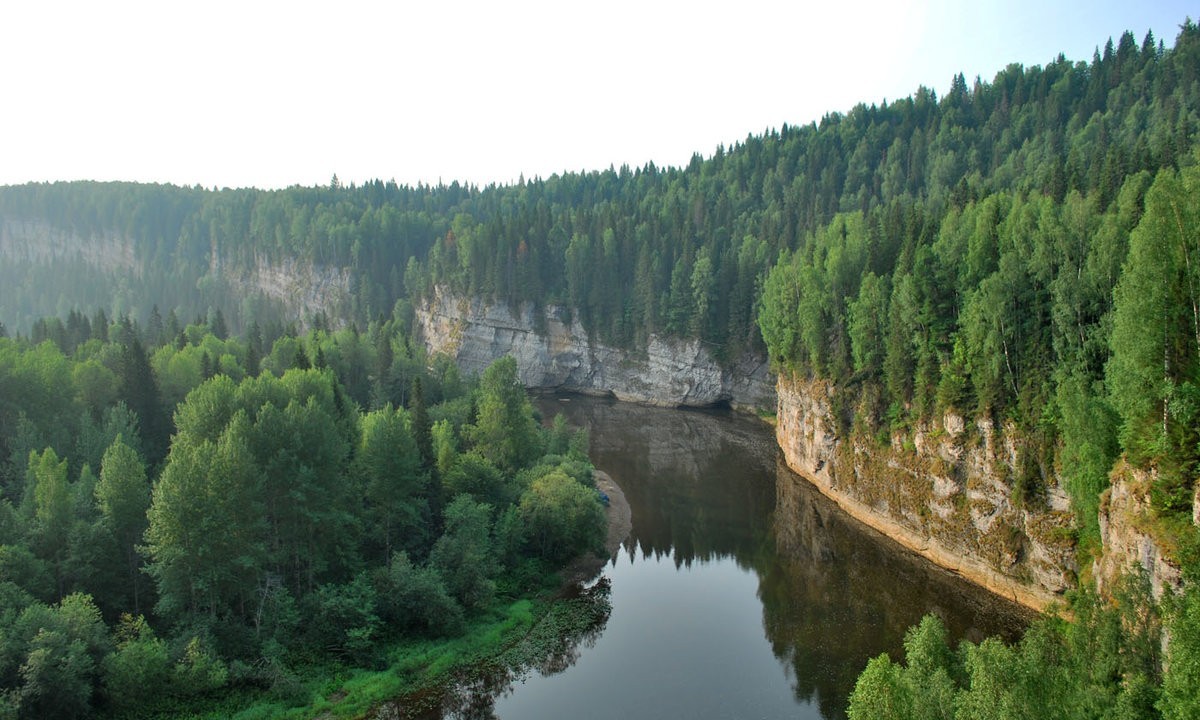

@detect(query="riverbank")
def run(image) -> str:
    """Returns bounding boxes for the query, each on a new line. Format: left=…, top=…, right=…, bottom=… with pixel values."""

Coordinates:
left=361, top=471, right=630, bottom=718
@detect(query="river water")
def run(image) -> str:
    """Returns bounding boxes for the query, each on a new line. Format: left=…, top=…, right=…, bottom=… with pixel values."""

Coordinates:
left=437, top=395, right=1032, bottom=719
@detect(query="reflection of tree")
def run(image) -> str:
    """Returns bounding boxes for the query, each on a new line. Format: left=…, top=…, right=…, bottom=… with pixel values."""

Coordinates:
left=760, top=459, right=1033, bottom=718
left=417, top=578, right=614, bottom=720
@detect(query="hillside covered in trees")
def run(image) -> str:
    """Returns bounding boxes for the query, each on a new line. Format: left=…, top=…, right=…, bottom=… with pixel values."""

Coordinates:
left=4, top=24, right=1198, bottom=361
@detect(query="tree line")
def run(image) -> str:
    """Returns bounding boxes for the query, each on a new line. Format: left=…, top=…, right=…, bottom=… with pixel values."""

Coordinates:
left=3, top=25, right=1198, bottom=364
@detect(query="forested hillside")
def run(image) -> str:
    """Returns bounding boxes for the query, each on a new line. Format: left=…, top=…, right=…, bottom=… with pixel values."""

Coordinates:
left=756, top=24, right=1200, bottom=552
left=4, top=25, right=1197, bottom=363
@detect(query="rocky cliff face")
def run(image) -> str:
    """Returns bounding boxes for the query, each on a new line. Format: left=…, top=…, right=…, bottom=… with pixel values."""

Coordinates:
left=414, top=287, right=776, bottom=411
left=774, top=375, right=1077, bottom=612
left=0, top=219, right=141, bottom=276
left=214, top=251, right=352, bottom=326
left=0, top=218, right=351, bottom=326
left=1095, top=463, right=1186, bottom=600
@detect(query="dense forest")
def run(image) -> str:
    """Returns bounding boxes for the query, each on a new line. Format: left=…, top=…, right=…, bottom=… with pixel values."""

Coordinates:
left=2, top=17, right=1200, bottom=720
left=0, top=313, right=607, bottom=717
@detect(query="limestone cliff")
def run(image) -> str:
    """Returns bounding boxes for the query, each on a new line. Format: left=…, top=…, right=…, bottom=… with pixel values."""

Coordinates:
left=213, top=252, right=353, bottom=326
left=1094, top=463, right=1186, bottom=601
left=774, top=375, right=1077, bottom=612
left=0, top=219, right=141, bottom=276
left=0, top=218, right=351, bottom=327
left=414, top=287, right=775, bottom=411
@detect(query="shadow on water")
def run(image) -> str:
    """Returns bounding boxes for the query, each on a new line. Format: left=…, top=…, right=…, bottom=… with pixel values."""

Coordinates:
left=391, top=394, right=1033, bottom=719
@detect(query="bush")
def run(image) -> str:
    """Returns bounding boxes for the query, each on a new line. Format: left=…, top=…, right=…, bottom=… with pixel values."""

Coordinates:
left=102, top=614, right=171, bottom=714
left=303, top=574, right=380, bottom=665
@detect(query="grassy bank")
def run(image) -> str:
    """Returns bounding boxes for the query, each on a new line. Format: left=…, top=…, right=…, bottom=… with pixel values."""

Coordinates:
left=162, top=598, right=540, bottom=720
left=150, top=569, right=613, bottom=720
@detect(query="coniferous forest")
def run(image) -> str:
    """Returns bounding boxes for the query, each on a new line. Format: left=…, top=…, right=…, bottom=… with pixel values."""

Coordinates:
left=1, top=19, right=1200, bottom=720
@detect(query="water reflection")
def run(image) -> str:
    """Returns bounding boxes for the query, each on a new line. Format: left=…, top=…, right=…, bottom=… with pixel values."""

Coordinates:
left=404, top=395, right=1031, bottom=719
left=766, top=456, right=1030, bottom=716
left=382, top=579, right=613, bottom=720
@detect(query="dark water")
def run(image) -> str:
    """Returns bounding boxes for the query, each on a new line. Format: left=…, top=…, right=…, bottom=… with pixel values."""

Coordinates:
left=435, top=396, right=1032, bottom=719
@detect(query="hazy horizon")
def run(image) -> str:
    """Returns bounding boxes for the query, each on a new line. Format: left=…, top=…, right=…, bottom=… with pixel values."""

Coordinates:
left=0, top=0, right=1193, bottom=191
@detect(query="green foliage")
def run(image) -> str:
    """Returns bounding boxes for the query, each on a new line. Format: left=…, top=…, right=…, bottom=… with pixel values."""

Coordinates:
left=0, top=593, right=109, bottom=719
left=851, top=580, right=1172, bottom=720
left=518, top=470, right=606, bottom=563
left=0, top=314, right=597, bottom=717
left=443, top=452, right=510, bottom=507
left=431, top=418, right=459, bottom=481
left=171, top=636, right=228, bottom=697
left=101, top=614, right=171, bottom=714
left=1107, top=163, right=1200, bottom=514
left=1160, top=586, right=1200, bottom=719
left=467, top=357, right=542, bottom=470
left=430, top=495, right=496, bottom=611
left=96, top=435, right=149, bottom=613
left=544, top=414, right=589, bottom=459
left=304, top=574, right=381, bottom=665
left=356, top=405, right=428, bottom=561
left=848, top=654, right=910, bottom=720
left=373, top=552, right=464, bottom=637
left=848, top=272, right=889, bottom=377
left=847, top=615, right=957, bottom=720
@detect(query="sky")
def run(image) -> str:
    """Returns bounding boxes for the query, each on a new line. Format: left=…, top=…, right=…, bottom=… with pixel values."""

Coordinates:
left=0, top=0, right=1193, bottom=190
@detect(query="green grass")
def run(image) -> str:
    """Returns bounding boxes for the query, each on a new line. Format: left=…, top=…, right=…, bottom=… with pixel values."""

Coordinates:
left=277, top=599, right=534, bottom=720
left=126, top=561, right=613, bottom=720
left=152, top=599, right=540, bottom=720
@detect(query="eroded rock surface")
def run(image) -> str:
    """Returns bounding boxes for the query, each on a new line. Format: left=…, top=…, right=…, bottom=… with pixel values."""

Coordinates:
left=414, top=287, right=775, bottom=411
left=774, top=375, right=1077, bottom=612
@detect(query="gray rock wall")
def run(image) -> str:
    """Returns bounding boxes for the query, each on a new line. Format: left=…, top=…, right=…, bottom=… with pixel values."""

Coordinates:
left=1095, top=464, right=1186, bottom=601
left=414, top=287, right=775, bottom=411
left=774, top=374, right=1077, bottom=612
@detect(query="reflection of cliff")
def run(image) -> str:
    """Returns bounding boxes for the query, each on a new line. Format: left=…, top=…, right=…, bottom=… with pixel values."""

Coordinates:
left=765, top=459, right=1031, bottom=718
left=538, top=396, right=777, bottom=567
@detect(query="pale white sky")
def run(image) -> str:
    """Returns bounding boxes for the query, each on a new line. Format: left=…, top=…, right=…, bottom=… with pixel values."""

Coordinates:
left=0, top=1, right=1192, bottom=190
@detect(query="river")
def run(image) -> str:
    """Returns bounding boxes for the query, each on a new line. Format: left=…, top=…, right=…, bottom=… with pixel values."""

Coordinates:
left=432, top=395, right=1031, bottom=719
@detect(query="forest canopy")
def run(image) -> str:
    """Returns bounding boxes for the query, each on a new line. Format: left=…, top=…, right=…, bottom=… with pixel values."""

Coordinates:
left=0, top=312, right=605, bottom=717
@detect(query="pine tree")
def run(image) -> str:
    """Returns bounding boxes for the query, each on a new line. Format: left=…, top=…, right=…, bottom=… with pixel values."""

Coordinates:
left=245, top=321, right=262, bottom=377
left=410, top=377, right=435, bottom=471
left=293, top=344, right=311, bottom=371
left=116, top=338, right=170, bottom=467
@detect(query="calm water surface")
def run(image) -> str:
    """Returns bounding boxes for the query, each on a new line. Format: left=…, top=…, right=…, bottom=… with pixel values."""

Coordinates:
left=440, top=396, right=1032, bottom=719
